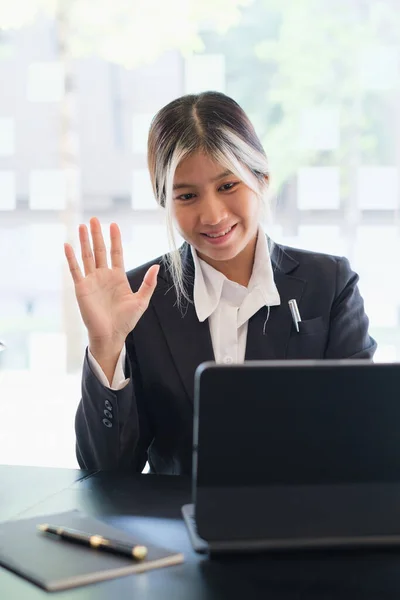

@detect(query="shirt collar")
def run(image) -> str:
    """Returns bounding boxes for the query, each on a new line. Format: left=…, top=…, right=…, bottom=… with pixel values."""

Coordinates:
left=191, top=225, right=281, bottom=323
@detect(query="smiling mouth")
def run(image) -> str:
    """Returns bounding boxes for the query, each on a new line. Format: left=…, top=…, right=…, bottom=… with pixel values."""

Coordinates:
left=202, top=224, right=236, bottom=239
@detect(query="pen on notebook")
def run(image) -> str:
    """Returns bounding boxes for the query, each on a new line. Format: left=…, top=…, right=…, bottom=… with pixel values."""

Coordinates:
left=37, top=524, right=148, bottom=561
left=288, top=299, right=301, bottom=333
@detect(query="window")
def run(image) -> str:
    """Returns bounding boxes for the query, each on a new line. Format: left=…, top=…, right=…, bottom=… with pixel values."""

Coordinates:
left=358, top=45, right=399, bottom=91
left=1, top=1, right=399, bottom=468
left=0, top=118, right=15, bottom=155
left=29, top=170, right=67, bottom=210
left=27, top=62, right=65, bottom=102
left=0, top=171, right=16, bottom=210
left=184, top=54, right=226, bottom=94
left=297, top=167, right=341, bottom=210
left=357, top=167, right=398, bottom=210
left=298, top=108, right=340, bottom=151
left=132, top=113, right=153, bottom=154
left=131, top=169, right=157, bottom=211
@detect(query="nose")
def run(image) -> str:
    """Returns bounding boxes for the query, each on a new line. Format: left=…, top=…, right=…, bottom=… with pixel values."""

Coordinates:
left=199, top=192, right=228, bottom=226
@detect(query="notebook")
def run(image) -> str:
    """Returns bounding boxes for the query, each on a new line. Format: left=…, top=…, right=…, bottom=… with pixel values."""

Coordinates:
left=0, top=509, right=184, bottom=591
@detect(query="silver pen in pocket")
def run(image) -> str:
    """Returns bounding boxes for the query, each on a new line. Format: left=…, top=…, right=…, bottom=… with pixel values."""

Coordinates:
left=288, top=299, right=301, bottom=332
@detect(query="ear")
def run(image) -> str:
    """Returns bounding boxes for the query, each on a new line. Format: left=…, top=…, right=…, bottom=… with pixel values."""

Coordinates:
left=257, top=174, right=269, bottom=194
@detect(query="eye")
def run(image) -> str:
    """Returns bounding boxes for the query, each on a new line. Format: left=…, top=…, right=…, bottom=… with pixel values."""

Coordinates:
left=176, top=193, right=196, bottom=201
left=219, top=182, right=239, bottom=192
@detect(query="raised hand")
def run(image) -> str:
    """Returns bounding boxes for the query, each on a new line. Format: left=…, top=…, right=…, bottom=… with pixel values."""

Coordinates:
left=64, top=217, right=159, bottom=380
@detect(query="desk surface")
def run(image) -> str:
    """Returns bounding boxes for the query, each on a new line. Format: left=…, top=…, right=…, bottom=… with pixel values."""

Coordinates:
left=2, top=466, right=400, bottom=599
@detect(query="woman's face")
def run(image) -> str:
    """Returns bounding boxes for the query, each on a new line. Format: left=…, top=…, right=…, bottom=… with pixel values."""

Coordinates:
left=172, top=152, right=262, bottom=269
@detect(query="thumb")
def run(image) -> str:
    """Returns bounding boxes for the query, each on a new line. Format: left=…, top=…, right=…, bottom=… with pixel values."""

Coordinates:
left=135, top=264, right=160, bottom=309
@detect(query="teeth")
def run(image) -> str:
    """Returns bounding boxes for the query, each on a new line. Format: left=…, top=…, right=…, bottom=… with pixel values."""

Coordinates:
left=206, top=226, right=232, bottom=238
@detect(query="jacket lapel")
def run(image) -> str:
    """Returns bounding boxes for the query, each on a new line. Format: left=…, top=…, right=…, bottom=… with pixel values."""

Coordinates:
left=151, top=240, right=307, bottom=399
left=151, top=245, right=214, bottom=403
left=245, top=244, right=306, bottom=360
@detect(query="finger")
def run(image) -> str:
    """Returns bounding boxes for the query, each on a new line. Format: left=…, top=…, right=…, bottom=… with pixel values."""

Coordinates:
left=110, top=222, right=125, bottom=270
left=135, top=264, right=160, bottom=309
left=64, top=243, right=84, bottom=284
left=79, top=224, right=95, bottom=276
left=90, top=217, right=108, bottom=268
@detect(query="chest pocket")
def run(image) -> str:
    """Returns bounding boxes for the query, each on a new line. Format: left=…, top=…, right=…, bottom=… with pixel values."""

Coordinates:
left=288, top=316, right=328, bottom=358
left=297, top=316, right=327, bottom=336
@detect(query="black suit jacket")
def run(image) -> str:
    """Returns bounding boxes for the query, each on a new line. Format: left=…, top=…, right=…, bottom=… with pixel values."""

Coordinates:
left=75, top=242, right=377, bottom=474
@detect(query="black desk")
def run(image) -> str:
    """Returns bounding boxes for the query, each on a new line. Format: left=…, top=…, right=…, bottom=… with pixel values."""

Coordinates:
left=2, top=466, right=400, bottom=599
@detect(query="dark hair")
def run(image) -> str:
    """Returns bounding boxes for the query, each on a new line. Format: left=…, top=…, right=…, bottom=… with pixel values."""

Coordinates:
left=148, top=91, right=268, bottom=207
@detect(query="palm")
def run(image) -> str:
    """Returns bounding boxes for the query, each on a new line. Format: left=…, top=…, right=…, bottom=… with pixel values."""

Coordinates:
left=64, top=218, right=159, bottom=347
left=75, top=267, right=140, bottom=340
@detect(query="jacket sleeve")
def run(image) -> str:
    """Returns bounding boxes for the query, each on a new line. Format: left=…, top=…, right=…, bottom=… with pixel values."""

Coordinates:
left=324, top=257, right=377, bottom=360
left=75, top=343, right=153, bottom=471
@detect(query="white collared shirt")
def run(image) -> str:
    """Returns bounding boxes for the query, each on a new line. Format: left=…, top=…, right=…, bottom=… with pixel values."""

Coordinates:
left=89, top=226, right=280, bottom=388
left=191, top=225, right=280, bottom=364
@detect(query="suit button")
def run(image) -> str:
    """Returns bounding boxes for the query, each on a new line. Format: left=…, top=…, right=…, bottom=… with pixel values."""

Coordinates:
left=105, top=400, right=112, bottom=411
left=102, top=418, right=112, bottom=428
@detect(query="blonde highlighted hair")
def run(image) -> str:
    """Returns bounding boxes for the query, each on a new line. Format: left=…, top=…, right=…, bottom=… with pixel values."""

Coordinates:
left=147, top=91, right=270, bottom=305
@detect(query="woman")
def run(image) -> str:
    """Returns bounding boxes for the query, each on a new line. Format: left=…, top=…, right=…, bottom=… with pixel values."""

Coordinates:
left=65, top=91, right=376, bottom=474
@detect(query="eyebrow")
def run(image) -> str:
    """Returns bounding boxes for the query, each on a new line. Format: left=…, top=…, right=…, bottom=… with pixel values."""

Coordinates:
left=172, top=169, right=233, bottom=191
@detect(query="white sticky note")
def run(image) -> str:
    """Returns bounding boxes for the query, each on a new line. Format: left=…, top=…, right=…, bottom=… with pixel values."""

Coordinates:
left=132, top=169, right=157, bottom=210
left=298, top=107, right=340, bottom=151
left=298, top=167, right=340, bottom=209
left=0, top=171, right=16, bottom=210
left=29, top=170, right=67, bottom=210
left=357, top=167, right=398, bottom=210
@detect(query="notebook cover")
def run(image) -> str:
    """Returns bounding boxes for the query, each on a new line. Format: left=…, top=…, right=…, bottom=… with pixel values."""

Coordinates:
left=0, top=509, right=184, bottom=591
